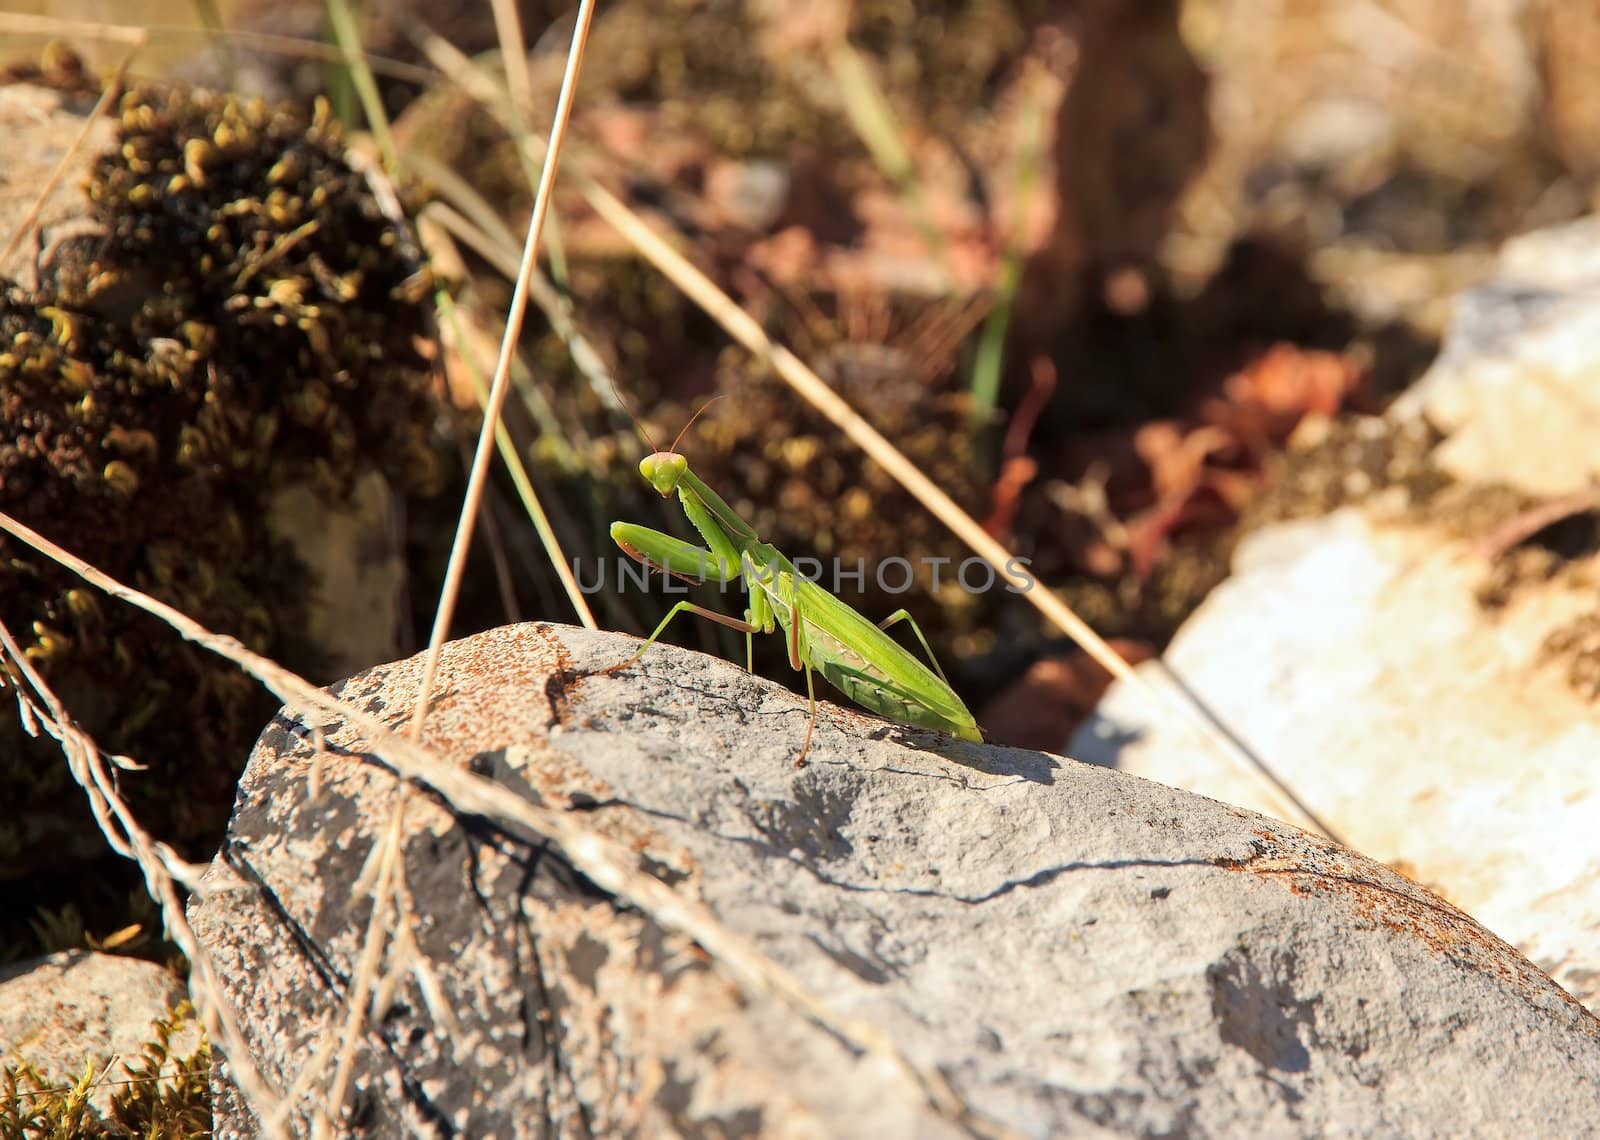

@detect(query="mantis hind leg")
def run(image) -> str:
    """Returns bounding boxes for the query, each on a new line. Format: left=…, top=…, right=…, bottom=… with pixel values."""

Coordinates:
left=634, top=602, right=760, bottom=661
left=878, top=608, right=955, bottom=687
left=778, top=585, right=818, bottom=766
left=795, top=662, right=817, bottom=768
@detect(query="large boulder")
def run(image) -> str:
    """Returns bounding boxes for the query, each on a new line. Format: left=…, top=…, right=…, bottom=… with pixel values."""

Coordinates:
left=189, top=623, right=1599, bottom=1138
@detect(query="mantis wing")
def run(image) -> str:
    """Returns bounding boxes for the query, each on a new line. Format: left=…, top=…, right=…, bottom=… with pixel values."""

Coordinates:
left=747, top=554, right=981, bottom=741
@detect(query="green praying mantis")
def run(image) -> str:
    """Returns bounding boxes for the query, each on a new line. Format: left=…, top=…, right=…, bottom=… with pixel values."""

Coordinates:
left=609, top=406, right=982, bottom=762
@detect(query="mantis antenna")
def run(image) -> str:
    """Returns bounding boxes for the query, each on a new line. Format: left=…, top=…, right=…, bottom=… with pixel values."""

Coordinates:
left=667, top=395, right=727, bottom=456
left=609, top=380, right=726, bottom=458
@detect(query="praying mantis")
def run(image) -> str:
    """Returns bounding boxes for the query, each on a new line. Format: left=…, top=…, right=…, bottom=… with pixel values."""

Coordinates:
left=610, top=410, right=982, bottom=761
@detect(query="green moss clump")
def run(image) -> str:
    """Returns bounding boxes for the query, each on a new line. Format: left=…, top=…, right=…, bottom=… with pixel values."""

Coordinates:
left=1243, top=415, right=1447, bottom=529
left=0, top=1002, right=210, bottom=1138
left=0, top=85, right=442, bottom=891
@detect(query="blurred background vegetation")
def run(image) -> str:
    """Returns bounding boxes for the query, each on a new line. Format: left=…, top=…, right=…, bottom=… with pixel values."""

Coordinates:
left=1, top=0, right=1597, bottom=969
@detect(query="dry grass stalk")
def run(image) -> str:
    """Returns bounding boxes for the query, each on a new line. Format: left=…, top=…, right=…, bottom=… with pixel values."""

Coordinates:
left=410, top=0, right=602, bottom=735
left=0, top=11, right=148, bottom=46
left=0, top=11, right=435, bottom=83
left=490, top=0, right=536, bottom=124
left=0, top=617, right=287, bottom=1140
left=0, top=34, right=144, bottom=267
left=419, top=192, right=617, bottom=410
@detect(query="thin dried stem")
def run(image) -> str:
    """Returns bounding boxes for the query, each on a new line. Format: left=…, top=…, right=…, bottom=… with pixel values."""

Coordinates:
left=0, top=12, right=436, bottom=83
left=0, top=36, right=144, bottom=269
left=408, top=0, right=600, bottom=739
left=155, top=24, right=437, bottom=83
left=0, top=618, right=286, bottom=1139
left=466, top=435, right=526, bottom=622
left=0, top=508, right=1011, bottom=1138
left=0, top=11, right=148, bottom=45
left=323, top=0, right=395, bottom=164
left=491, top=0, right=536, bottom=124
left=404, top=13, right=573, bottom=287
left=419, top=195, right=615, bottom=400
left=436, top=287, right=596, bottom=626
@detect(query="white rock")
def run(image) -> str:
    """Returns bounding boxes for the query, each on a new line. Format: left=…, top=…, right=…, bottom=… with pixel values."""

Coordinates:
left=1072, top=507, right=1600, bottom=1013
left=1393, top=216, right=1600, bottom=495
left=266, top=470, right=410, bottom=679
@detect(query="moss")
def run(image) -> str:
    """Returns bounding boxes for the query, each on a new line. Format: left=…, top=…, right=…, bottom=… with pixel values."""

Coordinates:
left=1243, top=415, right=1448, bottom=529
left=0, top=84, right=442, bottom=908
left=0, top=1002, right=210, bottom=1138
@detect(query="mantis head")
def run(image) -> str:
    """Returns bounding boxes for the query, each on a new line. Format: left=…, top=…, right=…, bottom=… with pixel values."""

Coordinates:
left=640, top=452, right=688, bottom=496
left=621, top=390, right=720, bottom=495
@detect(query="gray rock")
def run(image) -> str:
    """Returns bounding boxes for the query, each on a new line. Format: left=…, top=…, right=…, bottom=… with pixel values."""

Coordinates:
left=190, top=623, right=1600, bottom=1138
left=0, top=950, right=199, bottom=1119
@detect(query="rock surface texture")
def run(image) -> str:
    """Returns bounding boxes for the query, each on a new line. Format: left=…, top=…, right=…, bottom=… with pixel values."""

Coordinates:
left=1075, top=219, right=1600, bottom=1014
left=189, top=623, right=1600, bottom=1138
left=0, top=950, right=198, bottom=1118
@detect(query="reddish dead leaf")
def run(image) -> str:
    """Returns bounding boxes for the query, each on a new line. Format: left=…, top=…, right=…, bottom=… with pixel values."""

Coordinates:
left=1135, top=421, right=1232, bottom=501
left=1004, top=356, right=1059, bottom=460
left=1125, top=422, right=1234, bottom=578
left=1101, top=345, right=1364, bottom=580
left=985, top=357, right=1057, bottom=537
left=984, top=456, right=1039, bottom=538
left=1202, top=343, right=1366, bottom=455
